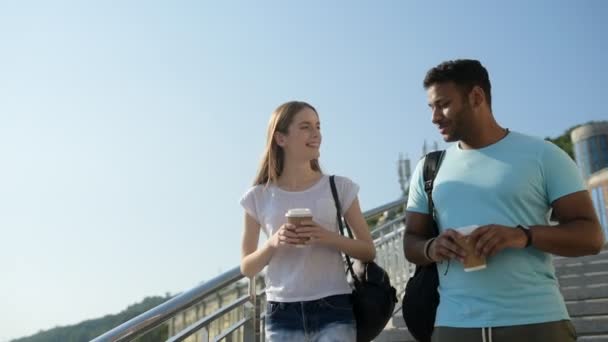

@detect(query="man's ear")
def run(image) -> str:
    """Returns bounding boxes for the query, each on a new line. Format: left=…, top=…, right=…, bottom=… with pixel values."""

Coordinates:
left=469, top=86, right=486, bottom=109
left=274, top=132, right=286, bottom=147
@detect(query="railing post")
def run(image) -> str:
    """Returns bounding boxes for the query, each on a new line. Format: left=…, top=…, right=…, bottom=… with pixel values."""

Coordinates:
left=253, top=276, right=263, bottom=342
left=243, top=277, right=258, bottom=342
left=198, top=327, right=209, bottom=342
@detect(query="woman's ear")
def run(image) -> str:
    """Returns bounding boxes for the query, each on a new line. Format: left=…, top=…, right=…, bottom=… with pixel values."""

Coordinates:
left=274, top=132, right=286, bottom=147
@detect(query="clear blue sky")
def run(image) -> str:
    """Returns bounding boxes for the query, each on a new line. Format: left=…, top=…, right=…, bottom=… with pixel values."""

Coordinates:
left=1, top=1, right=606, bottom=340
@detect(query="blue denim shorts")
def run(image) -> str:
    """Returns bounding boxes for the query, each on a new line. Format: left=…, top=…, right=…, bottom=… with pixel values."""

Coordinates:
left=265, top=294, right=356, bottom=342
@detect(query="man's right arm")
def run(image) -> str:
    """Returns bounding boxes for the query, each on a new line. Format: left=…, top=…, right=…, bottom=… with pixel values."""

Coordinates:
left=404, top=211, right=436, bottom=265
left=404, top=211, right=467, bottom=265
left=403, top=156, right=465, bottom=265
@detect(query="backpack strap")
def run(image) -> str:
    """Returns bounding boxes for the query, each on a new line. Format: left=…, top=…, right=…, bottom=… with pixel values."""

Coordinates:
left=422, top=150, right=445, bottom=236
left=329, top=175, right=360, bottom=285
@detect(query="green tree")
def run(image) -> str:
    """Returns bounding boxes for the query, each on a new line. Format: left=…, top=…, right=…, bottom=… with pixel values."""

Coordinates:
left=545, top=120, right=607, bottom=160
left=546, top=133, right=575, bottom=160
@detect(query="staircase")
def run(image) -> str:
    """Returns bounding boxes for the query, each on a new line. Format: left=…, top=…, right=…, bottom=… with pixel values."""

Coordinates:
left=555, top=247, right=608, bottom=341
left=92, top=197, right=606, bottom=342
left=376, top=246, right=608, bottom=342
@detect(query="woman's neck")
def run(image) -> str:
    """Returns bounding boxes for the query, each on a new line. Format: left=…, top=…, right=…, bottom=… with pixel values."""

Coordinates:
left=277, top=162, right=321, bottom=191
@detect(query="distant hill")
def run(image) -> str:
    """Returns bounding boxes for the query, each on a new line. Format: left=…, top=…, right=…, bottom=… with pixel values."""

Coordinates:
left=11, top=295, right=172, bottom=342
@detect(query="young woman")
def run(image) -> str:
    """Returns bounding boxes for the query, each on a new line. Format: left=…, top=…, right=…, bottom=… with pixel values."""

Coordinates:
left=240, top=101, right=376, bottom=341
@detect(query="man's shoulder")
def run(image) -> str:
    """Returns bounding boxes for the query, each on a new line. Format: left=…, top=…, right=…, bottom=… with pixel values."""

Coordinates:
left=509, top=131, right=570, bottom=159
left=484, top=131, right=553, bottom=160
left=508, top=131, right=549, bottom=146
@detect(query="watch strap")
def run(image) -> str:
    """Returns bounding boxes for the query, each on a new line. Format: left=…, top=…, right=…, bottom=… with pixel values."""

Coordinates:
left=517, top=225, right=532, bottom=248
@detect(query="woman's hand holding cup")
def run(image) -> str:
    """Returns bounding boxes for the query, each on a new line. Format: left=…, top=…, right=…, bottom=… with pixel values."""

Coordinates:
left=285, top=208, right=314, bottom=247
left=269, top=223, right=303, bottom=248
left=294, top=220, right=335, bottom=246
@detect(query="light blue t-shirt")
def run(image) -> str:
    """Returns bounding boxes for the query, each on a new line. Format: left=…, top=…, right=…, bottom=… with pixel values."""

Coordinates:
left=406, top=131, right=586, bottom=328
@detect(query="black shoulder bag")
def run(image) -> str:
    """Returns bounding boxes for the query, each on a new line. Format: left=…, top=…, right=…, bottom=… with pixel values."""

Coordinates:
left=329, top=175, right=398, bottom=342
left=402, top=150, right=444, bottom=342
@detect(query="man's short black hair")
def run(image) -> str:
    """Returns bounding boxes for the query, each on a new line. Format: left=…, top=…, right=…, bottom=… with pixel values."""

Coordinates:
left=423, top=59, right=492, bottom=109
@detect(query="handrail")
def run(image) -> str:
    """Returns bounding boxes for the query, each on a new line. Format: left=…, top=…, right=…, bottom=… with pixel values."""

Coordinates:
left=92, top=196, right=407, bottom=342
left=91, top=267, right=244, bottom=342
left=362, top=197, right=406, bottom=219
left=212, top=317, right=250, bottom=342
left=166, top=294, right=251, bottom=342
left=370, top=216, right=406, bottom=238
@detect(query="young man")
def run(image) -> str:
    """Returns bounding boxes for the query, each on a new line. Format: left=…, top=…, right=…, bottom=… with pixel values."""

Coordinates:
left=404, top=59, right=605, bottom=342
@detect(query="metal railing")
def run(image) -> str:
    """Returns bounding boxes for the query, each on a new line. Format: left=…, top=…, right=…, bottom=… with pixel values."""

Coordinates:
left=92, top=197, right=411, bottom=342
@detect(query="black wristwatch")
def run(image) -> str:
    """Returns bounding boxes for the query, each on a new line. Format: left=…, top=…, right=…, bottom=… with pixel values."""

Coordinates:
left=517, top=225, right=532, bottom=248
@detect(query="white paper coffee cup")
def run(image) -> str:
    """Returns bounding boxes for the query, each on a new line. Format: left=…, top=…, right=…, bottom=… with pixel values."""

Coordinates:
left=285, top=208, right=312, bottom=247
left=456, top=225, right=487, bottom=272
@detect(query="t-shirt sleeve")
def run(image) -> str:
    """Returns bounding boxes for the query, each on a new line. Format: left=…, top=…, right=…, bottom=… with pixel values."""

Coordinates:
left=406, top=157, right=430, bottom=214
left=336, top=176, right=360, bottom=212
left=239, top=186, right=260, bottom=222
left=541, top=141, right=587, bottom=203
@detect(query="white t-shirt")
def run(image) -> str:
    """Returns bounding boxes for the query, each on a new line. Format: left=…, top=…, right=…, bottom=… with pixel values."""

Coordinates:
left=240, top=174, right=359, bottom=302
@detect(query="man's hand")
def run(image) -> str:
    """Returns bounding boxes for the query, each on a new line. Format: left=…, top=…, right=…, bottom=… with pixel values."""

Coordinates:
left=429, top=229, right=467, bottom=263
left=469, top=224, right=528, bottom=257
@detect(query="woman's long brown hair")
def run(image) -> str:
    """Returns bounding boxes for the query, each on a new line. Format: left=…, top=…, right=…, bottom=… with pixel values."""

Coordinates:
left=253, top=101, right=322, bottom=185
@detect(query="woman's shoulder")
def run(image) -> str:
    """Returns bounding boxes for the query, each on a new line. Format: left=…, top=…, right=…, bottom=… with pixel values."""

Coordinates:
left=330, top=175, right=358, bottom=188
left=241, top=183, right=270, bottom=199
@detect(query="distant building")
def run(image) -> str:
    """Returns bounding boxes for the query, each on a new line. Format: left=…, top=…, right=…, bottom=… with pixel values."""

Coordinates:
left=571, top=122, right=608, bottom=240
left=588, top=169, right=608, bottom=236
left=571, top=122, right=608, bottom=179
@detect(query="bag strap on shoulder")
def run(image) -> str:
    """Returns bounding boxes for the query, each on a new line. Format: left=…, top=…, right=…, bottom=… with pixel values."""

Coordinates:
left=329, top=175, right=359, bottom=284
left=422, top=150, right=445, bottom=236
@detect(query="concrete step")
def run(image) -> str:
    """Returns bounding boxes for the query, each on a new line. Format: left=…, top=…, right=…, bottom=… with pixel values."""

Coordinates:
left=554, top=249, right=608, bottom=267
left=376, top=324, right=608, bottom=341
left=391, top=312, right=407, bottom=329
left=572, top=315, right=608, bottom=336
left=378, top=247, right=608, bottom=341
left=567, top=298, right=608, bottom=317
left=556, top=261, right=608, bottom=278
left=579, top=335, right=608, bottom=342
left=561, top=283, right=608, bottom=301
left=558, top=271, right=608, bottom=287
left=556, top=257, right=608, bottom=269
left=381, top=314, right=608, bottom=340
left=374, top=327, right=414, bottom=342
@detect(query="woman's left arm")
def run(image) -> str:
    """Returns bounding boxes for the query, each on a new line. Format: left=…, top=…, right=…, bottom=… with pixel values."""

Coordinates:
left=297, top=197, right=376, bottom=261
left=340, top=197, right=376, bottom=261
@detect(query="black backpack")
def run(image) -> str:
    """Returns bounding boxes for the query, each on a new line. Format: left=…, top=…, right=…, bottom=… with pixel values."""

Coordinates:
left=329, top=176, right=398, bottom=342
left=402, top=150, right=444, bottom=342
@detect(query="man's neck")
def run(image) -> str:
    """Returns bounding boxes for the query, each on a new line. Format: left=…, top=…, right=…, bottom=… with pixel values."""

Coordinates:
left=459, top=123, right=509, bottom=150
